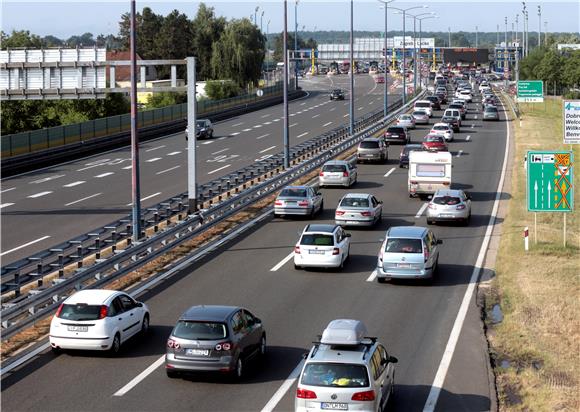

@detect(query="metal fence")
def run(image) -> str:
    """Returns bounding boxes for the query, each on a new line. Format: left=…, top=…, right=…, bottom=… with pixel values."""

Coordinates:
left=1, top=82, right=285, bottom=158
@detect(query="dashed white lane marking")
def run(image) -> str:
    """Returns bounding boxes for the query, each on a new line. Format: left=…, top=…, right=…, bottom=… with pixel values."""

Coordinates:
left=323, top=121, right=333, bottom=127
left=474, top=115, right=478, bottom=119
left=261, top=114, right=271, bottom=118
left=218, top=136, right=227, bottom=140
left=312, top=114, right=320, bottom=118
left=296, top=111, right=303, bottom=114
left=329, top=107, right=336, bottom=112
left=126, top=192, right=162, bottom=206
left=253, top=124, right=263, bottom=128
left=358, top=107, right=364, bottom=111
left=456, top=150, right=463, bottom=158
left=201, top=141, right=214, bottom=145
left=30, top=174, right=65, bottom=184
left=300, top=102, right=306, bottom=106
left=146, top=157, right=163, bottom=162
left=0, top=235, right=51, bottom=257
left=263, top=121, right=272, bottom=125
left=415, top=203, right=429, bottom=218
left=384, top=167, right=396, bottom=177
left=95, top=172, right=115, bottom=178
left=208, top=164, right=231, bottom=175
left=0, top=187, right=16, bottom=194
left=28, top=191, right=52, bottom=198
left=65, top=192, right=102, bottom=206
left=343, top=114, right=349, bottom=118
left=145, top=145, right=165, bottom=152
left=255, top=154, right=273, bottom=162
left=471, top=124, right=475, bottom=128
left=113, top=355, right=165, bottom=397
left=167, top=151, right=181, bottom=156
left=76, top=162, right=109, bottom=172
left=366, top=269, right=378, bottom=282
left=156, top=166, right=181, bottom=175
left=63, top=181, right=85, bottom=188
left=259, top=145, right=276, bottom=154
left=290, top=114, right=296, bottom=117
left=290, top=123, right=298, bottom=128
left=260, top=359, right=305, bottom=412
left=273, top=118, right=280, bottom=122
left=122, top=165, right=133, bottom=170
left=243, top=128, right=252, bottom=132
left=232, top=122, right=244, bottom=127
left=297, top=132, right=309, bottom=138
left=212, top=148, right=229, bottom=155
left=466, top=135, right=471, bottom=141
left=270, top=252, right=294, bottom=272
left=230, top=132, right=240, bottom=136
left=0, top=203, right=15, bottom=209
left=257, top=134, right=270, bottom=140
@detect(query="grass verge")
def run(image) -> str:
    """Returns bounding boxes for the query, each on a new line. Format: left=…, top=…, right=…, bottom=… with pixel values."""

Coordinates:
left=488, top=96, right=579, bottom=411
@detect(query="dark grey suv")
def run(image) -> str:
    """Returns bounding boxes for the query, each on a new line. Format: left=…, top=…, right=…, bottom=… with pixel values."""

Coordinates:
left=165, top=305, right=266, bottom=380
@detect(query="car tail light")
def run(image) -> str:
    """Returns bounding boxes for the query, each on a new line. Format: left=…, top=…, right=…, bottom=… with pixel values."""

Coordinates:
left=55, top=303, right=64, bottom=318
left=98, top=305, right=108, bottom=319
left=215, top=341, right=232, bottom=351
left=443, top=182, right=450, bottom=186
left=294, top=246, right=301, bottom=254
left=351, top=390, right=375, bottom=401
left=428, top=203, right=436, bottom=209
left=167, top=339, right=180, bottom=349
left=332, top=248, right=340, bottom=255
left=296, top=388, right=317, bottom=399
left=274, top=200, right=282, bottom=206
left=298, top=201, right=309, bottom=207
left=336, top=210, right=345, bottom=216
left=360, top=211, right=372, bottom=216
left=456, top=204, right=466, bottom=210
left=343, top=171, right=349, bottom=177
left=319, top=171, right=324, bottom=176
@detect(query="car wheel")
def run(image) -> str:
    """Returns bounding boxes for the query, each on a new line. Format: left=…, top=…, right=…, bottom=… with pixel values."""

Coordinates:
left=377, top=277, right=387, bottom=284
left=294, top=264, right=302, bottom=270
left=259, top=335, right=267, bottom=357
left=166, top=370, right=180, bottom=379
left=141, top=314, right=150, bottom=336
left=51, top=346, right=61, bottom=355
left=427, top=218, right=434, bottom=225
left=319, top=200, right=324, bottom=214
left=310, top=207, right=316, bottom=218
left=109, top=333, right=121, bottom=356
left=233, top=357, right=243, bottom=380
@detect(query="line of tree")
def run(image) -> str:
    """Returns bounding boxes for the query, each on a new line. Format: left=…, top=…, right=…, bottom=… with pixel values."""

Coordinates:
left=519, top=48, right=580, bottom=98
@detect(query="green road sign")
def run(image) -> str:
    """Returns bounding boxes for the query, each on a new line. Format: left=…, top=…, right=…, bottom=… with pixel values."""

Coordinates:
left=527, top=151, right=574, bottom=212
left=517, top=80, right=544, bottom=103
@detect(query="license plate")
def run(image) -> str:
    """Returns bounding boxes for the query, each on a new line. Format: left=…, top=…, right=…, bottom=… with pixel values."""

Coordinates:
left=321, top=403, right=348, bottom=411
left=309, top=250, right=325, bottom=255
left=67, top=325, right=88, bottom=332
left=397, top=263, right=411, bottom=268
left=440, top=214, right=453, bottom=218
left=347, top=221, right=358, bottom=224
left=186, top=349, right=209, bottom=356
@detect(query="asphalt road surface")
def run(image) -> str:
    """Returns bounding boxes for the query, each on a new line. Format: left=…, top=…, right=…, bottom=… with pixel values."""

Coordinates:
left=1, top=88, right=506, bottom=412
left=1, top=74, right=398, bottom=264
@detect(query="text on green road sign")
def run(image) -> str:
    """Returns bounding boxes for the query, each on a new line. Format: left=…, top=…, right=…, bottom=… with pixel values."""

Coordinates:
left=517, top=80, right=544, bottom=103
left=527, top=151, right=574, bottom=212
left=564, top=100, right=580, bottom=144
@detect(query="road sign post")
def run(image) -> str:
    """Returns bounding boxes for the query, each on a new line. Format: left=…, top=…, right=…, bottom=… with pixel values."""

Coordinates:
left=564, top=100, right=580, bottom=144
left=517, top=80, right=544, bottom=103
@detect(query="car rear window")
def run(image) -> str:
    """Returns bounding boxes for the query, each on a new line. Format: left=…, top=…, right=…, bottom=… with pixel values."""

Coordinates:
left=425, top=135, right=443, bottom=142
left=340, top=197, right=369, bottom=207
left=387, top=127, right=404, bottom=133
left=58, top=304, right=103, bottom=321
left=403, top=145, right=422, bottom=154
left=433, top=125, right=448, bottom=130
left=385, top=238, right=423, bottom=253
left=172, top=321, right=228, bottom=340
left=301, top=363, right=370, bottom=388
left=485, top=107, right=498, bottom=113
left=415, top=102, right=430, bottom=108
left=322, top=164, right=347, bottom=172
left=301, top=234, right=334, bottom=246
left=433, top=196, right=461, bottom=205
left=359, top=141, right=379, bottom=149
left=280, top=188, right=307, bottom=197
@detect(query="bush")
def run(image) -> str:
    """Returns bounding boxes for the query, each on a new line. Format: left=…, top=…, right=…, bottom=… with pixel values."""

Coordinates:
left=205, top=80, right=240, bottom=100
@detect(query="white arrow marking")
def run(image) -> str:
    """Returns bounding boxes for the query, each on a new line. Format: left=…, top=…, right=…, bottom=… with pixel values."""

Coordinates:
left=534, top=180, right=538, bottom=208
left=547, top=181, right=551, bottom=209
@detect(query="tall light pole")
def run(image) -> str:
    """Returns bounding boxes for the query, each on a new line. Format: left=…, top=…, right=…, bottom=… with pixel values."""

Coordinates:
left=260, top=10, right=264, bottom=33
left=522, top=2, right=526, bottom=56
left=475, top=25, right=478, bottom=48
left=544, top=21, right=547, bottom=46
left=266, top=19, right=270, bottom=83
left=378, top=0, right=396, bottom=119
left=254, top=6, right=259, bottom=27
left=504, top=16, right=508, bottom=87
left=448, top=27, right=451, bottom=48
left=349, top=0, right=354, bottom=135
left=401, top=11, right=433, bottom=95
left=537, top=5, right=541, bottom=49
left=515, top=14, right=519, bottom=46
left=294, top=0, right=299, bottom=89
left=388, top=4, right=427, bottom=105
left=497, top=24, right=500, bottom=46
left=283, top=0, right=290, bottom=168
left=417, top=15, right=437, bottom=89
left=129, top=0, right=141, bottom=239
left=524, top=10, right=529, bottom=56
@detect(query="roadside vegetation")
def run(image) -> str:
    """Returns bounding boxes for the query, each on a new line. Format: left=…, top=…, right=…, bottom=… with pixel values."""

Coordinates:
left=488, top=97, right=579, bottom=411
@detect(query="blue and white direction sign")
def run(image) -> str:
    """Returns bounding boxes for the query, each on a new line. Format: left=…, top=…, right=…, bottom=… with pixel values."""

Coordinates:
left=527, top=151, right=574, bottom=212
left=564, top=100, right=580, bottom=144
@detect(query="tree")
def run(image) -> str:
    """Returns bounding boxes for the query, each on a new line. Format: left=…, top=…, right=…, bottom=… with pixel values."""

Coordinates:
left=211, top=19, right=265, bottom=86
left=272, top=32, right=316, bottom=62
left=118, top=7, right=164, bottom=59
left=561, top=50, right=580, bottom=88
left=65, top=32, right=96, bottom=47
left=146, top=92, right=186, bottom=108
left=0, top=30, right=43, bottom=48
left=191, top=4, right=226, bottom=80
left=154, top=10, right=194, bottom=78
left=519, top=47, right=546, bottom=80
left=204, top=80, right=240, bottom=100
left=533, top=49, right=562, bottom=88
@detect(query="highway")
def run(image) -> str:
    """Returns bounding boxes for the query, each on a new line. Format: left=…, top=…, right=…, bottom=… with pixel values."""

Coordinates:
left=0, top=74, right=398, bottom=264
left=1, top=89, right=506, bottom=411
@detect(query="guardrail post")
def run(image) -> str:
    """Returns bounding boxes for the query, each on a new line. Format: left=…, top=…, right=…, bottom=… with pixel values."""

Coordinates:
left=95, top=237, right=101, bottom=259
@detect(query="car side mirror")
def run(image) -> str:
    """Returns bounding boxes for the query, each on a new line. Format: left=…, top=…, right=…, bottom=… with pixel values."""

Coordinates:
left=379, top=200, right=384, bottom=204
left=345, top=233, right=352, bottom=238
left=302, top=352, right=309, bottom=360
left=437, top=239, right=443, bottom=245
left=388, top=356, right=398, bottom=364
left=136, top=302, right=143, bottom=308
left=254, top=318, right=262, bottom=325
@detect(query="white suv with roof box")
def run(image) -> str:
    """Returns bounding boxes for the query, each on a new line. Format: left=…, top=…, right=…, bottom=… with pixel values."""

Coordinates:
left=295, top=319, right=398, bottom=412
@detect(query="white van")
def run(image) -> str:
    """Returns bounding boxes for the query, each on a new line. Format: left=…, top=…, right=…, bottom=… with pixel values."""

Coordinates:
left=408, top=151, right=452, bottom=197
left=414, top=100, right=433, bottom=117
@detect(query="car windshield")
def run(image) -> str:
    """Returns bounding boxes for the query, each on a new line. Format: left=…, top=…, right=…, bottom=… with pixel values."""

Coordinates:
left=58, top=304, right=102, bottom=321
left=340, top=197, right=369, bottom=207
left=385, top=238, right=423, bottom=253
left=279, top=188, right=308, bottom=197
left=433, top=196, right=461, bottom=205
left=196, top=120, right=208, bottom=127
left=300, top=234, right=334, bottom=246
left=359, top=141, right=379, bottom=149
left=172, top=321, right=228, bottom=341
left=322, top=164, right=347, bottom=173
left=301, top=363, right=370, bottom=388
left=332, top=90, right=342, bottom=93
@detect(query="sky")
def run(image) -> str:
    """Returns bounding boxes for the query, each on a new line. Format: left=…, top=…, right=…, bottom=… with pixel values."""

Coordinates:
left=2, top=0, right=579, bottom=40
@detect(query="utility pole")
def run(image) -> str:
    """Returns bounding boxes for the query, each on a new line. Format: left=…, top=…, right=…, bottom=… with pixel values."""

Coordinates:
left=349, top=0, right=354, bottom=135
left=497, top=24, right=500, bottom=46
left=129, top=0, right=141, bottom=240
left=448, top=26, right=451, bottom=48
left=186, top=57, right=198, bottom=214
left=294, top=0, right=299, bottom=89
left=505, top=16, right=508, bottom=87
left=537, top=5, right=541, bottom=49
left=544, top=21, right=547, bottom=46
left=475, top=25, right=478, bottom=48
left=283, top=0, right=290, bottom=168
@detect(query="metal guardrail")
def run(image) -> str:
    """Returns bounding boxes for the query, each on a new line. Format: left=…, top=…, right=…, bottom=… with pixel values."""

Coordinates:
left=0, top=91, right=425, bottom=341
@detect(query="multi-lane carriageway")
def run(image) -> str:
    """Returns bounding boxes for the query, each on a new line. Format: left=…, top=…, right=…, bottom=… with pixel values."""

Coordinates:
left=1, top=79, right=508, bottom=411
left=1, top=74, right=397, bottom=264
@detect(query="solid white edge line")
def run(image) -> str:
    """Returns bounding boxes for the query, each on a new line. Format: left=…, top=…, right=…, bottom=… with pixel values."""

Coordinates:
left=0, top=187, right=16, bottom=193
left=0, top=343, right=50, bottom=375
left=270, top=252, right=294, bottom=272
left=207, top=164, right=231, bottom=175
left=366, top=269, right=378, bottom=282
left=65, top=192, right=102, bottom=206
left=260, top=359, right=305, bottom=412
left=422, top=97, right=511, bottom=412
left=384, top=167, right=396, bottom=177
left=415, top=203, right=428, bottom=218
left=113, top=356, right=166, bottom=397
left=0, top=235, right=51, bottom=257
left=0, top=203, right=15, bottom=209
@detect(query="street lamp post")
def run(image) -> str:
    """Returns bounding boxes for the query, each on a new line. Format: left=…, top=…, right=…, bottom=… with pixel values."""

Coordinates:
left=260, top=10, right=264, bottom=33
left=504, top=16, right=508, bottom=88
left=448, top=27, right=451, bottom=48
left=417, top=15, right=437, bottom=89
left=537, top=5, right=541, bottom=49
left=266, top=20, right=270, bottom=83
left=283, top=0, right=290, bottom=168
left=402, top=12, right=433, bottom=96
left=294, top=0, right=299, bottom=89
left=475, top=25, right=478, bottom=48
left=349, top=0, right=354, bottom=135
left=378, top=0, right=396, bottom=119
left=129, top=0, right=141, bottom=240
left=522, top=2, right=526, bottom=56
left=254, top=6, right=259, bottom=27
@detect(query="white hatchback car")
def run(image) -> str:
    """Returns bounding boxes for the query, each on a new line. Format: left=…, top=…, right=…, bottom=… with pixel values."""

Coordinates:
left=49, top=289, right=150, bottom=354
left=294, top=224, right=351, bottom=270
left=319, top=160, right=358, bottom=188
left=430, top=123, right=454, bottom=142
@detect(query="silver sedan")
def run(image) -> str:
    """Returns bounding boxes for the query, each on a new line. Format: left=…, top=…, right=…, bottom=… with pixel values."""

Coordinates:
left=411, top=110, right=430, bottom=125
left=335, top=193, right=383, bottom=227
left=426, top=189, right=471, bottom=225
left=274, top=186, right=323, bottom=218
left=396, top=114, right=416, bottom=129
